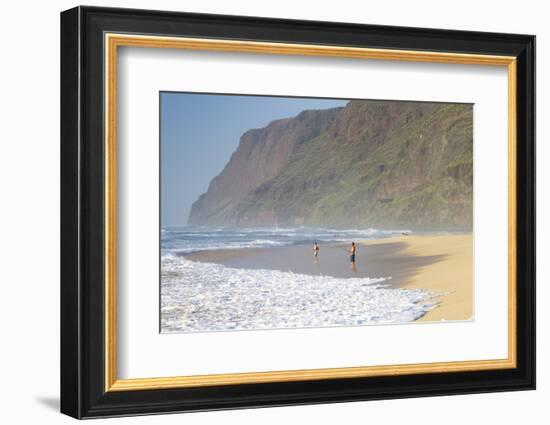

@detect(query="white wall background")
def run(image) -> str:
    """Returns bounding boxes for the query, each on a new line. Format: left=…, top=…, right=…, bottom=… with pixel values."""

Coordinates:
left=0, top=0, right=545, bottom=423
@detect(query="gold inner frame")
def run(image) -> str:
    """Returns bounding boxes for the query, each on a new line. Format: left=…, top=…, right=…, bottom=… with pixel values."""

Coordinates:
left=104, top=33, right=517, bottom=392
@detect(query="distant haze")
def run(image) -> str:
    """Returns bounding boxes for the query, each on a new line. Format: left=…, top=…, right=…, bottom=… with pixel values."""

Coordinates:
left=186, top=98, right=473, bottom=229
left=160, top=93, right=347, bottom=226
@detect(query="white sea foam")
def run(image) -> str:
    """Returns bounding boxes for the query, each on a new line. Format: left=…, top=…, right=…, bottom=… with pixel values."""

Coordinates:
left=161, top=256, right=438, bottom=333
left=161, top=226, right=410, bottom=255
left=163, top=239, right=287, bottom=255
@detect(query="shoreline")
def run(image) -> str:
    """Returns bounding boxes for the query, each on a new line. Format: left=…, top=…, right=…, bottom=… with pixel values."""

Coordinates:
left=182, top=233, right=473, bottom=323
left=362, top=234, right=473, bottom=322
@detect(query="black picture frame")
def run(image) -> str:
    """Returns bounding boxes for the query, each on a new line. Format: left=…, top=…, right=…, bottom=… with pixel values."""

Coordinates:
left=60, top=5, right=535, bottom=419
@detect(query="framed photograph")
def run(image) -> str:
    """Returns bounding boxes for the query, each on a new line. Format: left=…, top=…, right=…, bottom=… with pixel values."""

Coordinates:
left=60, top=6, right=535, bottom=419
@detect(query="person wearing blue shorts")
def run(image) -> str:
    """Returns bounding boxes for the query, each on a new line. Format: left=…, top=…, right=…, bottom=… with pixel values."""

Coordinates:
left=348, top=241, right=356, bottom=271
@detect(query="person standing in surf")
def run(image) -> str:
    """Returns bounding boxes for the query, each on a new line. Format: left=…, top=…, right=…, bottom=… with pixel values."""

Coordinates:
left=348, top=241, right=356, bottom=271
left=313, top=241, right=320, bottom=263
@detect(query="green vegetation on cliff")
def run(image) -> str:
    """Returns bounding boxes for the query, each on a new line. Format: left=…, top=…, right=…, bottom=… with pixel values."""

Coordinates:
left=188, top=100, right=473, bottom=229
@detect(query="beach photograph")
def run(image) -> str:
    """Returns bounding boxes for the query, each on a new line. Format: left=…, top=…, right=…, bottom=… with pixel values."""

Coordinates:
left=160, top=92, right=473, bottom=333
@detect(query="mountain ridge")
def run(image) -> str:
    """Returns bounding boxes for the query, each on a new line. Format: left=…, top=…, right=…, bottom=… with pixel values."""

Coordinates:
left=188, top=100, right=473, bottom=229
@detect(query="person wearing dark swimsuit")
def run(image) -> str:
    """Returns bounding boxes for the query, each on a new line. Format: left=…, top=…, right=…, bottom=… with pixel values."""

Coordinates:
left=313, top=241, right=320, bottom=263
left=349, top=242, right=356, bottom=271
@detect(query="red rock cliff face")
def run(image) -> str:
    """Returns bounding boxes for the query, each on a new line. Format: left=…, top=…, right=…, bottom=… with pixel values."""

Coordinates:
left=188, top=100, right=473, bottom=229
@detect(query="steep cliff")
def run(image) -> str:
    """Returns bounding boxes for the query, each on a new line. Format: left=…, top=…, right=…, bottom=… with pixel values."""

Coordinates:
left=188, top=100, right=473, bottom=229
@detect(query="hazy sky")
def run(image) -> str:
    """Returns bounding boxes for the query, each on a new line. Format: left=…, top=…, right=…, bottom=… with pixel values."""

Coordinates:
left=161, top=92, right=347, bottom=226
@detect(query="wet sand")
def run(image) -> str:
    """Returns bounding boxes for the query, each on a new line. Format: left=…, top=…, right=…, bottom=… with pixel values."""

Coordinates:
left=184, top=234, right=473, bottom=323
left=185, top=241, right=441, bottom=284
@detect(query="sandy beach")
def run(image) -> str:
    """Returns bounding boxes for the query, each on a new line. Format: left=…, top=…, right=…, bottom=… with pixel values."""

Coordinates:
left=184, top=233, right=473, bottom=324
left=362, top=234, right=473, bottom=322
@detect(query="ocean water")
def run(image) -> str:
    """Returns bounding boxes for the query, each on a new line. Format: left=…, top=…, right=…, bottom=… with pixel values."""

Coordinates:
left=161, top=226, right=408, bottom=256
left=161, top=226, right=438, bottom=333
